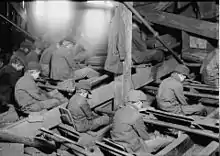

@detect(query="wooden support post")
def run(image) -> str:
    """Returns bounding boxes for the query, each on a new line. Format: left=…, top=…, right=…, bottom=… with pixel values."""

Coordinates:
left=121, top=2, right=133, bottom=105
left=136, top=9, right=219, bottom=40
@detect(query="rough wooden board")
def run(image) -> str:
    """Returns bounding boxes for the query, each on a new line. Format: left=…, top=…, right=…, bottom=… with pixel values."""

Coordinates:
left=4, top=103, right=68, bottom=137
left=4, top=58, right=178, bottom=137
left=136, top=9, right=219, bottom=40
left=0, top=143, right=24, bottom=156
left=194, top=141, right=219, bottom=156
left=207, top=108, right=219, bottom=119
left=156, top=134, right=193, bottom=156
left=195, top=117, right=219, bottom=129
left=121, top=2, right=133, bottom=104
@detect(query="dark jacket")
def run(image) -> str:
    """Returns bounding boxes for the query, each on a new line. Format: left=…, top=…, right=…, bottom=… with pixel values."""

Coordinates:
left=14, top=73, right=59, bottom=112
left=157, top=74, right=187, bottom=114
left=111, top=104, right=150, bottom=153
left=200, top=49, right=219, bottom=87
left=39, top=44, right=57, bottom=77
left=67, top=93, right=96, bottom=132
left=50, top=46, right=79, bottom=80
left=0, top=65, right=23, bottom=104
left=26, top=51, right=39, bottom=63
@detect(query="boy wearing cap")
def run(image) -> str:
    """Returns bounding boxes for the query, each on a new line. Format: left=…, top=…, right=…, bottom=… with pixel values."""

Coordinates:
left=50, top=39, right=100, bottom=81
left=19, top=40, right=33, bottom=54
left=67, top=80, right=111, bottom=133
left=14, top=61, right=66, bottom=114
left=157, top=64, right=206, bottom=116
left=0, top=52, right=26, bottom=109
left=0, top=52, right=26, bottom=122
left=111, top=89, right=173, bottom=155
left=26, top=45, right=42, bottom=64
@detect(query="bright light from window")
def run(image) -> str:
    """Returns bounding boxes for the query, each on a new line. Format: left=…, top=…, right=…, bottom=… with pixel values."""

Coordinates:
left=35, top=1, right=45, bottom=18
left=47, top=1, right=71, bottom=22
left=87, top=1, right=114, bottom=7
left=82, top=9, right=111, bottom=46
left=34, top=0, right=73, bottom=31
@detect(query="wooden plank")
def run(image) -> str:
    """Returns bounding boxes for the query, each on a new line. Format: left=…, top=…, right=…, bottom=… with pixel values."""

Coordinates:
left=0, top=143, right=24, bottom=156
left=194, top=141, right=219, bottom=156
left=4, top=103, right=68, bottom=137
left=156, top=134, right=193, bottom=156
left=144, top=86, right=219, bottom=102
left=207, top=108, right=219, bottom=118
left=143, top=118, right=219, bottom=141
left=136, top=9, right=219, bottom=40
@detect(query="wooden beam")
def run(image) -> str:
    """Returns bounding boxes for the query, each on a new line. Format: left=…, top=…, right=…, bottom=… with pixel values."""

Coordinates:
left=123, top=2, right=184, bottom=64
left=194, top=141, right=219, bottom=156
left=156, top=134, right=193, bottom=156
left=136, top=9, right=219, bottom=40
left=121, top=2, right=133, bottom=105
left=143, top=118, right=219, bottom=141
left=143, top=86, right=219, bottom=102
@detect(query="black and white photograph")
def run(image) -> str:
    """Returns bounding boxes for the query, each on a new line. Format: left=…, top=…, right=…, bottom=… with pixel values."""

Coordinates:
left=0, top=1, right=219, bottom=156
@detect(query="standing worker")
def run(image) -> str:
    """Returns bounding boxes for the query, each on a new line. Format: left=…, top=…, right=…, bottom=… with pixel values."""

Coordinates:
left=157, top=64, right=207, bottom=116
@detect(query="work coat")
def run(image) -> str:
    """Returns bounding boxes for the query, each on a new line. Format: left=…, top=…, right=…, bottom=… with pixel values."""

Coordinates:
left=15, top=73, right=60, bottom=112
left=26, top=51, right=40, bottom=63
left=39, top=44, right=58, bottom=77
left=200, top=49, right=219, bottom=87
left=157, top=75, right=206, bottom=115
left=111, top=105, right=150, bottom=154
left=0, top=65, right=23, bottom=105
left=157, top=75, right=187, bottom=114
left=67, top=93, right=109, bottom=132
left=50, top=46, right=78, bottom=81
left=104, top=4, right=126, bottom=74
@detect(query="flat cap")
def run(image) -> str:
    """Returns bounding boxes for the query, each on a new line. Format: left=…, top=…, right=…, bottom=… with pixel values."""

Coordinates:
left=75, top=80, right=92, bottom=94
